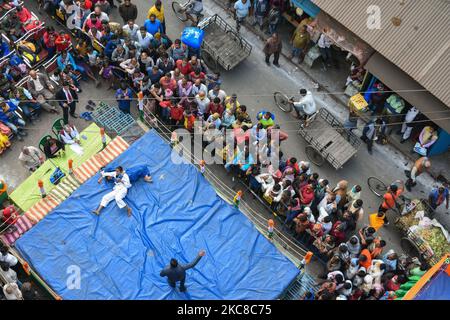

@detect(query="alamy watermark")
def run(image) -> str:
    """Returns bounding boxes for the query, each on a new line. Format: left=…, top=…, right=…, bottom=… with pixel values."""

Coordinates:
left=66, top=265, right=81, bottom=290
left=366, top=5, right=382, bottom=30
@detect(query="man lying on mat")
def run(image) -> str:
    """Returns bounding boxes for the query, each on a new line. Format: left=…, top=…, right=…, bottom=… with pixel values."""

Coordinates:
left=99, top=164, right=153, bottom=183
left=92, top=166, right=133, bottom=217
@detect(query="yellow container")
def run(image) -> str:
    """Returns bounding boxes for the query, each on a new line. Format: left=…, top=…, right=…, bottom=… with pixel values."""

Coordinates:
left=349, top=93, right=369, bottom=112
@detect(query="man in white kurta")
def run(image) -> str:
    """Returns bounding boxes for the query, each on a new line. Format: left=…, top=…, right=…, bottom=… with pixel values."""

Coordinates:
left=93, top=166, right=133, bottom=216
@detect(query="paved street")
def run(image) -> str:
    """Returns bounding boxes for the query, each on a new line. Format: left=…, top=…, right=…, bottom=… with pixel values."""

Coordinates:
left=1, top=0, right=448, bottom=263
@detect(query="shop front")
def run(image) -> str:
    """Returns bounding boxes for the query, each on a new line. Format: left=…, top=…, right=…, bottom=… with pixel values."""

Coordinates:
left=352, top=53, right=450, bottom=158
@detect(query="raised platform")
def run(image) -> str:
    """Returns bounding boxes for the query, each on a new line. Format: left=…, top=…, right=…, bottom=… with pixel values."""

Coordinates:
left=9, top=123, right=111, bottom=212
left=1, top=136, right=129, bottom=245
left=14, top=130, right=299, bottom=300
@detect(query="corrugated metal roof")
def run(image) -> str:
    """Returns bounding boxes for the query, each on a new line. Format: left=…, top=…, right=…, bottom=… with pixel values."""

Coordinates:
left=312, top=0, right=450, bottom=107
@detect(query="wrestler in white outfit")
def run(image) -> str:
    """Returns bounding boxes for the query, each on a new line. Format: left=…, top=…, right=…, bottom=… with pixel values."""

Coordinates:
left=100, top=171, right=132, bottom=209
left=93, top=167, right=133, bottom=216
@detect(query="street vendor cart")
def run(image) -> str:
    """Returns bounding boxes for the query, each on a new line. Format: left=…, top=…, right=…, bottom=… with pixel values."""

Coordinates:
left=395, top=198, right=450, bottom=267
left=297, top=108, right=361, bottom=169
left=197, top=14, right=252, bottom=72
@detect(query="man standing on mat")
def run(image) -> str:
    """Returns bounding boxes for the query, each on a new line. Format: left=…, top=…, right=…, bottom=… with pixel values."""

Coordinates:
left=160, top=250, right=206, bottom=292
left=93, top=166, right=133, bottom=216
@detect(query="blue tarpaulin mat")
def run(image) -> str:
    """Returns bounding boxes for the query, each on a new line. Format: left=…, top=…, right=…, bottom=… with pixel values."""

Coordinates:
left=414, top=268, right=450, bottom=300
left=15, top=131, right=299, bottom=300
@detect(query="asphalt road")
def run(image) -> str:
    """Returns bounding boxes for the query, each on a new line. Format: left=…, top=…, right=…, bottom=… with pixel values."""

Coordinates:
left=3, top=0, right=448, bottom=264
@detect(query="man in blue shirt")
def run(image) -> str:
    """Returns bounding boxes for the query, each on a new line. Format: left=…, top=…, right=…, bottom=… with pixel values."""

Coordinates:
left=160, top=250, right=205, bottom=292
left=233, top=0, right=252, bottom=32
left=428, top=185, right=449, bottom=211
left=115, top=82, right=133, bottom=114
left=144, top=14, right=162, bottom=36
left=0, top=98, right=27, bottom=140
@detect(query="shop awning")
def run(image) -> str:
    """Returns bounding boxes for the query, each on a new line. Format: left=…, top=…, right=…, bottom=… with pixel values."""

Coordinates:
left=291, top=0, right=321, bottom=18
left=365, top=53, right=450, bottom=134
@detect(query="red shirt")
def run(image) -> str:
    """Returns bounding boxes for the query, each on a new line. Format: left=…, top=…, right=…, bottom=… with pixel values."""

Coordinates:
left=170, top=106, right=184, bottom=121
left=330, top=221, right=346, bottom=244
left=300, top=185, right=314, bottom=205
left=382, top=189, right=402, bottom=210
left=206, top=102, right=224, bottom=117
left=84, top=18, right=103, bottom=31
left=2, top=205, right=18, bottom=226
left=185, top=114, right=196, bottom=131
left=189, top=71, right=206, bottom=82
left=159, top=100, right=172, bottom=109
left=83, top=0, right=93, bottom=10
left=160, top=77, right=177, bottom=91
left=55, top=34, right=71, bottom=52
left=17, top=7, right=32, bottom=23
left=44, top=31, right=58, bottom=48
left=176, top=60, right=192, bottom=75
left=286, top=159, right=300, bottom=175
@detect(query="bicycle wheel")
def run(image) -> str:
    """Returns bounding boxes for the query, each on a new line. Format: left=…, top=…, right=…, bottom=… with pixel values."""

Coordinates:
left=305, top=145, right=325, bottom=166
left=400, top=237, right=421, bottom=259
left=172, top=2, right=188, bottom=22
left=367, top=176, right=387, bottom=197
left=274, top=92, right=292, bottom=112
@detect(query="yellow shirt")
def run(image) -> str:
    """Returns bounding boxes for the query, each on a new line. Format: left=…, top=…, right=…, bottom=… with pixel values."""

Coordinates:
left=147, top=5, right=165, bottom=22
left=225, top=96, right=240, bottom=111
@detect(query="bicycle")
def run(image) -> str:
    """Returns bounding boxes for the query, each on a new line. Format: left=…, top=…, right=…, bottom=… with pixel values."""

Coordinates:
left=367, top=177, right=406, bottom=198
left=273, top=91, right=318, bottom=129
left=172, top=0, right=205, bottom=26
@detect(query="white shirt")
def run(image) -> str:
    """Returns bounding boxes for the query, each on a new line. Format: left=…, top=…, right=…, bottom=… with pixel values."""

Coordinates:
left=122, top=24, right=140, bottom=41
left=94, top=12, right=109, bottom=22
left=321, top=221, right=332, bottom=234
left=88, top=29, right=102, bottom=41
left=195, top=95, right=210, bottom=114
left=405, top=107, right=419, bottom=123
left=208, top=89, right=227, bottom=103
left=18, top=146, right=42, bottom=169
left=31, top=78, right=44, bottom=92
left=318, top=34, right=332, bottom=48
left=234, top=0, right=251, bottom=18
left=294, top=91, right=316, bottom=115
left=60, top=127, right=80, bottom=145
left=0, top=253, right=18, bottom=267
left=0, top=268, right=18, bottom=284
left=2, top=283, right=22, bottom=300
left=64, top=88, right=74, bottom=103
left=120, top=59, right=138, bottom=75
left=137, top=32, right=154, bottom=49
left=192, top=83, right=207, bottom=96
left=318, top=196, right=336, bottom=217
left=101, top=171, right=132, bottom=189
left=191, top=0, right=203, bottom=13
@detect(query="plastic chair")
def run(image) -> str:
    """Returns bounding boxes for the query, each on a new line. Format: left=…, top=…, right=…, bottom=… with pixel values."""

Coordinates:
left=51, top=118, right=65, bottom=137
left=38, top=134, right=53, bottom=153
